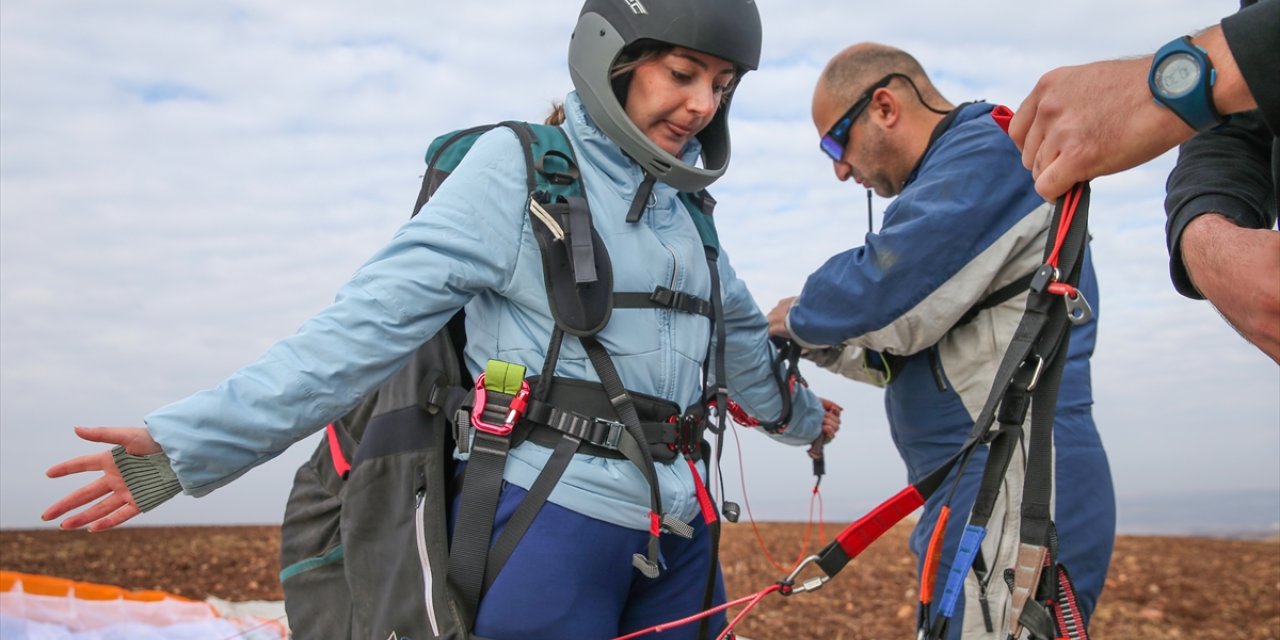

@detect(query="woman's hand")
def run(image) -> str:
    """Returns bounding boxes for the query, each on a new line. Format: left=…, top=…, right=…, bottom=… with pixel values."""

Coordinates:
left=43, top=426, right=160, bottom=532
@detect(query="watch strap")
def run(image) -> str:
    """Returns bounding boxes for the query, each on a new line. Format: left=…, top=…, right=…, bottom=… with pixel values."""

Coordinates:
left=1149, top=35, right=1223, bottom=132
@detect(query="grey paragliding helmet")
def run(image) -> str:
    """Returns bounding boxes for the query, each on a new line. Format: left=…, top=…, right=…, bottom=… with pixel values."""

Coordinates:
left=568, top=0, right=762, bottom=193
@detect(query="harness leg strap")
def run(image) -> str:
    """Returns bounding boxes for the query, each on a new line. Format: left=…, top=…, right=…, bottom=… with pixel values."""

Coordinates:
left=447, top=431, right=511, bottom=624
left=482, top=432, right=581, bottom=595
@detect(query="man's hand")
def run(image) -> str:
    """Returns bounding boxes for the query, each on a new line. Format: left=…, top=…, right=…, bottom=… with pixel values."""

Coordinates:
left=767, top=296, right=797, bottom=338
left=1009, top=57, right=1193, bottom=200
left=1181, top=214, right=1280, bottom=363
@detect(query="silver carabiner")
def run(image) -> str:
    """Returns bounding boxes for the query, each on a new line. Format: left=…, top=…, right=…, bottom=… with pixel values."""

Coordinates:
left=781, top=555, right=830, bottom=595
left=1023, top=355, right=1046, bottom=392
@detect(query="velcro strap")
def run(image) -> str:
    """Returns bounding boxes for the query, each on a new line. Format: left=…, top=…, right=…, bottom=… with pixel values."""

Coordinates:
left=566, top=195, right=597, bottom=284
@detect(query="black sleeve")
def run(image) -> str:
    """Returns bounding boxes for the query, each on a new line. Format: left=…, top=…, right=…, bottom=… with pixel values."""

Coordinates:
left=1164, top=110, right=1276, bottom=298
left=1222, top=0, right=1280, bottom=134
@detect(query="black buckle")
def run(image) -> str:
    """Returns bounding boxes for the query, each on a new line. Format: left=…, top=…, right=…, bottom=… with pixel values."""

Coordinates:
left=650, top=286, right=680, bottom=308
left=589, top=417, right=625, bottom=450
left=650, top=286, right=711, bottom=317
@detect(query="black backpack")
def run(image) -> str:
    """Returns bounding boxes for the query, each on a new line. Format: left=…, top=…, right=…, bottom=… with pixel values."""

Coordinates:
left=278, top=121, right=750, bottom=639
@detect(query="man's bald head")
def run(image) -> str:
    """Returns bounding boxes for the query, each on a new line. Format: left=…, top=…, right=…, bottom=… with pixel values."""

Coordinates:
left=814, top=43, right=946, bottom=112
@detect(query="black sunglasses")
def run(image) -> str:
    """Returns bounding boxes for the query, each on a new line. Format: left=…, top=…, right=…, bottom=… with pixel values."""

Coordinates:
left=819, top=73, right=904, bottom=162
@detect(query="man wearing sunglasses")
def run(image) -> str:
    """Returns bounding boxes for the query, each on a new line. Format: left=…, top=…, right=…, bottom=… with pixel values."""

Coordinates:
left=766, top=43, right=1115, bottom=640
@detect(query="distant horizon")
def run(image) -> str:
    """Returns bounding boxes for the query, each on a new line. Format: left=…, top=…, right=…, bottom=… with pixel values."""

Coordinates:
left=6, top=488, right=1276, bottom=541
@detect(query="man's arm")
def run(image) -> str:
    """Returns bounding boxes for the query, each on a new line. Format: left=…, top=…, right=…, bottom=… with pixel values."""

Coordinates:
left=1165, top=110, right=1275, bottom=297
left=1008, top=0, right=1278, bottom=199
left=1178, top=214, right=1280, bottom=362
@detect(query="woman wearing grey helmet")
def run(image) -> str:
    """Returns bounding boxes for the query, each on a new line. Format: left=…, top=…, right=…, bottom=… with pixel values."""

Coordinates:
left=42, top=1, right=840, bottom=638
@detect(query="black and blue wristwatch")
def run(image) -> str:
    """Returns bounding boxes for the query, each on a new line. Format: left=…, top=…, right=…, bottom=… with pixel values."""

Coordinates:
left=1148, top=35, right=1224, bottom=131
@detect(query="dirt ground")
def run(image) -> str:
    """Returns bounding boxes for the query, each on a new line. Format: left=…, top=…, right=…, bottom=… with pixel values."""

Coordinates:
left=2, top=522, right=1277, bottom=639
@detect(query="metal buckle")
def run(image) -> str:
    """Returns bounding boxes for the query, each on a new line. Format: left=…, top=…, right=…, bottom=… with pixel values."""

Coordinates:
left=594, top=417, right=625, bottom=450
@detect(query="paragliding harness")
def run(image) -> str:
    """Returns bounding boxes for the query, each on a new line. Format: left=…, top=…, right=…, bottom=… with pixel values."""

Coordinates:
left=278, top=121, right=799, bottom=640
left=647, top=106, right=1095, bottom=640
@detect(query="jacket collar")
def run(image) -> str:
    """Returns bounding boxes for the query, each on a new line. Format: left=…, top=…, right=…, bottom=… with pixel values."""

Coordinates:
left=904, top=101, right=994, bottom=188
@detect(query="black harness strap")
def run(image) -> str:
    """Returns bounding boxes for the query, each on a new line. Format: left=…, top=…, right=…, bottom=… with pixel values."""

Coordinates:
left=956, top=270, right=1036, bottom=327
left=444, top=122, right=546, bottom=625
left=613, top=287, right=715, bottom=318
left=1009, top=189, right=1092, bottom=640
left=699, top=247, right=727, bottom=640
left=581, top=335, right=668, bottom=578
left=877, top=270, right=1037, bottom=382
left=927, top=184, right=1092, bottom=640
left=625, top=174, right=657, bottom=223
left=447, top=391, right=518, bottom=624
left=482, top=430, right=580, bottom=595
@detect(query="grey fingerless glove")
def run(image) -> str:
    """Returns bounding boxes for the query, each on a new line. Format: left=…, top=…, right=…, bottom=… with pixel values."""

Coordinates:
left=112, top=445, right=182, bottom=512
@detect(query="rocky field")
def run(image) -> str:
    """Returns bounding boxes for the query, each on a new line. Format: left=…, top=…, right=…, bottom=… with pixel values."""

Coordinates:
left=2, top=522, right=1277, bottom=639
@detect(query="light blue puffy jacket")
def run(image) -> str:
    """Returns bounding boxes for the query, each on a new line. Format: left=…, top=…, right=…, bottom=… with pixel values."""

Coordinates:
left=145, top=92, right=824, bottom=530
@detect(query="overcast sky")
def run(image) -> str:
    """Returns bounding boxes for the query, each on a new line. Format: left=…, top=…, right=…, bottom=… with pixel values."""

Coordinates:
left=2, top=0, right=1276, bottom=536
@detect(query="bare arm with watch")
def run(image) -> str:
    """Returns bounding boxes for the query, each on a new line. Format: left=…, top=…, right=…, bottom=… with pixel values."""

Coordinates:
left=1008, top=23, right=1254, bottom=200
left=1008, top=0, right=1280, bottom=364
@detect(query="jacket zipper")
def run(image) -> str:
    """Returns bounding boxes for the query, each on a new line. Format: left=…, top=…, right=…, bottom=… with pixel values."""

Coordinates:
left=414, top=472, right=440, bottom=637
left=927, top=346, right=948, bottom=392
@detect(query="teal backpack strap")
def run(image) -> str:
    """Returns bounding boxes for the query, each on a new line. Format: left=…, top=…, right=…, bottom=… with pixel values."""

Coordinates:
left=678, top=189, right=721, bottom=256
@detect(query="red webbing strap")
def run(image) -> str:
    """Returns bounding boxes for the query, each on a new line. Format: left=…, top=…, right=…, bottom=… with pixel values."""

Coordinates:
left=816, top=485, right=925, bottom=577
left=686, top=458, right=718, bottom=525
left=324, top=423, right=351, bottom=480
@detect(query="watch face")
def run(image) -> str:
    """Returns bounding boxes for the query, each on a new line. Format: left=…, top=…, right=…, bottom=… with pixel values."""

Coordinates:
left=1155, top=52, right=1200, bottom=98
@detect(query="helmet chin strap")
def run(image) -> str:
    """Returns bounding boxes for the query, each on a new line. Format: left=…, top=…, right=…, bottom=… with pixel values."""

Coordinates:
left=625, top=174, right=658, bottom=223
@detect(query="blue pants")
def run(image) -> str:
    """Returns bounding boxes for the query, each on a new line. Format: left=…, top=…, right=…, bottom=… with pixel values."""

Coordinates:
left=451, top=476, right=727, bottom=639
